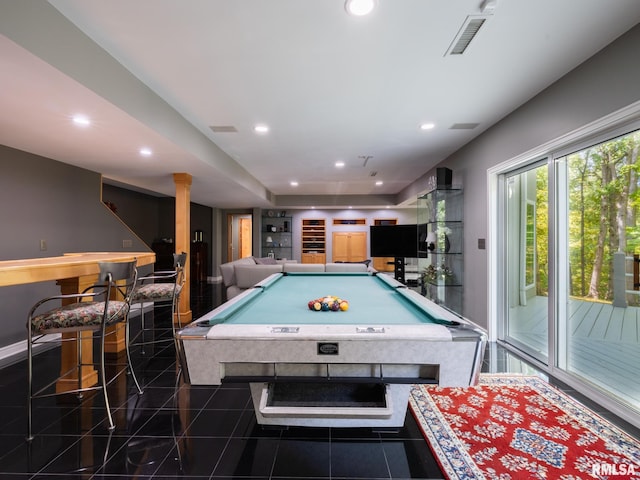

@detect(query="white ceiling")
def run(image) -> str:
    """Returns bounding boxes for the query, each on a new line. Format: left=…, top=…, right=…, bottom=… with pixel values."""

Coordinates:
left=1, top=1, right=639, bottom=209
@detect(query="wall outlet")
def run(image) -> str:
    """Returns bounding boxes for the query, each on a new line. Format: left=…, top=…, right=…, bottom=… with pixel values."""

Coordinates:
left=122, top=239, right=133, bottom=248
left=39, top=239, right=47, bottom=251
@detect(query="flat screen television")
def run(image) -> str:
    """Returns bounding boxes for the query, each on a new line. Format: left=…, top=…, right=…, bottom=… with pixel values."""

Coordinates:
left=369, top=224, right=418, bottom=258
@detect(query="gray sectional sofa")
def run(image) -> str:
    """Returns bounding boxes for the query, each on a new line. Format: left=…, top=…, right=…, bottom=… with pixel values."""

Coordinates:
left=219, top=257, right=372, bottom=299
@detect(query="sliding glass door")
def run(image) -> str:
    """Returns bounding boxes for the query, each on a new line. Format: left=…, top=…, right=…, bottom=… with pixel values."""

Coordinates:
left=504, top=162, right=549, bottom=363
left=556, top=131, right=640, bottom=412
left=499, top=127, right=640, bottom=421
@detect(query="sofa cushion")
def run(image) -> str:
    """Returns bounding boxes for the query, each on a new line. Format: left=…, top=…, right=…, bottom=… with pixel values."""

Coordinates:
left=325, top=262, right=368, bottom=272
left=283, top=263, right=325, bottom=273
left=234, top=264, right=283, bottom=288
left=219, top=256, right=256, bottom=287
left=254, top=256, right=277, bottom=265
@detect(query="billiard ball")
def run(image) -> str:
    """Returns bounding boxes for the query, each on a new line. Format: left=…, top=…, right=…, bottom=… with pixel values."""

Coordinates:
left=339, top=301, right=349, bottom=311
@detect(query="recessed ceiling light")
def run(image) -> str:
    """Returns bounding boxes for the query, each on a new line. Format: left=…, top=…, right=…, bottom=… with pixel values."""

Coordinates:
left=345, top=0, right=376, bottom=16
left=420, top=123, right=435, bottom=131
left=335, top=161, right=345, bottom=168
left=72, top=114, right=90, bottom=127
left=254, top=124, right=269, bottom=134
left=139, top=147, right=153, bottom=157
left=375, top=180, right=383, bottom=186
left=290, top=181, right=299, bottom=187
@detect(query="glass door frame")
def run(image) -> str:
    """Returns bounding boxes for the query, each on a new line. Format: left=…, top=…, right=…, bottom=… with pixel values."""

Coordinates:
left=498, top=158, right=554, bottom=366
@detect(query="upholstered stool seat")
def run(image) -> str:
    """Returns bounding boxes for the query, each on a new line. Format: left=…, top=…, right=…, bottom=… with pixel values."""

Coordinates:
left=30, top=300, right=129, bottom=334
left=132, top=283, right=182, bottom=303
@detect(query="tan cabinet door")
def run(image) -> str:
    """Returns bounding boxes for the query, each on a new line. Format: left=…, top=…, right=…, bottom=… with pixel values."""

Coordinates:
left=302, top=253, right=326, bottom=263
left=373, top=257, right=394, bottom=272
left=332, top=232, right=367, bottom=262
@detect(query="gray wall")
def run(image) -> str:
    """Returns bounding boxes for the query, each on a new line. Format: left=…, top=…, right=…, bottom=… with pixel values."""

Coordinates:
left=1, top=148, right=216, bottom=350
left=286, top=208, right=417, bottom=262
left=102, top=183, right=164, bottom=247
left=0, top=146, right=151, bottom=347
left=103, top=184, right=214, bottom=276
left=401, top=24, right=640, bottom=329
left=219, top=207, right=417, bottom=267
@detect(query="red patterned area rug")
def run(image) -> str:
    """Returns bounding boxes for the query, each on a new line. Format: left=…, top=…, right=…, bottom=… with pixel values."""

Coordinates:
left=409, top=375, right=640, bottom=479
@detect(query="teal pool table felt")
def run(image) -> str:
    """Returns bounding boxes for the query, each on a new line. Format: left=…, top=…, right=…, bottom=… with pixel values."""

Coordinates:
left=205, top=272, right=449, bottom=326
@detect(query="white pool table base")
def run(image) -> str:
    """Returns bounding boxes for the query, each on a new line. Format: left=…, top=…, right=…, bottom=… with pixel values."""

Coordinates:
left=250, top=382, right=411, bottom=428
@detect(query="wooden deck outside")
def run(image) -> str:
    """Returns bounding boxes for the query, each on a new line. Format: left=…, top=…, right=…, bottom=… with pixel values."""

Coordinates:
left=508, top=296, right=640, bottom=410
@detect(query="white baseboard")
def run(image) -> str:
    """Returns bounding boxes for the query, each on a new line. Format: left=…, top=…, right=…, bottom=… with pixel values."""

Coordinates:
left=0, top=335, right=61, bottom=368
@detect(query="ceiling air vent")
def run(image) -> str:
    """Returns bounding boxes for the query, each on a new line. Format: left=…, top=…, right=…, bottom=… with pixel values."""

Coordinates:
left=450, top=123, right=479, bottom=130
left=446, top=15, right=488, bottom=56
left=209, top=125, right=238, bottom=133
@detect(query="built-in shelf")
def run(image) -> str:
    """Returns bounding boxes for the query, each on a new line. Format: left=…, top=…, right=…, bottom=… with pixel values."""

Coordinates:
left=301, top=219, right=326, bottom=263
left=262, top=216, right=292, bottom=260
left=333, top=218, right=366, bottom=225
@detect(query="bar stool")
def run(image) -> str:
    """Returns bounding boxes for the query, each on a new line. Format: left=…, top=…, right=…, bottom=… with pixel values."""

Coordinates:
left=27, top=260, right=142, bottom=441
left=130, top=252, right=187, bottom=356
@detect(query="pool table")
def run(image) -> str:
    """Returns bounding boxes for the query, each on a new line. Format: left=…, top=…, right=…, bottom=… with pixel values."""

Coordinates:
left=178, top=272, right=485, bottom=428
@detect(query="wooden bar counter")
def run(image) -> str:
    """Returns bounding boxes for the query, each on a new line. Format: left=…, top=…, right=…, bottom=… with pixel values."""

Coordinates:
left=0, top=251, right=155, bottom=392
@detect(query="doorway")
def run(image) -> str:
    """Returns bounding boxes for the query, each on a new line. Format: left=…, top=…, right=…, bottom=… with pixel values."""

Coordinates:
left=226, top=214, right=252, bottom=261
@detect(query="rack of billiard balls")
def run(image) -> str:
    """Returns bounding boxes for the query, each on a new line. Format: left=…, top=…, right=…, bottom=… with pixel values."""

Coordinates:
left=308, top=296, right=349, bottom=312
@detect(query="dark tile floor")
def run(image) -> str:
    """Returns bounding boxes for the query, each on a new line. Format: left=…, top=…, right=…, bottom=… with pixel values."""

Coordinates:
left=0, top=283, right=637, bottom=479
